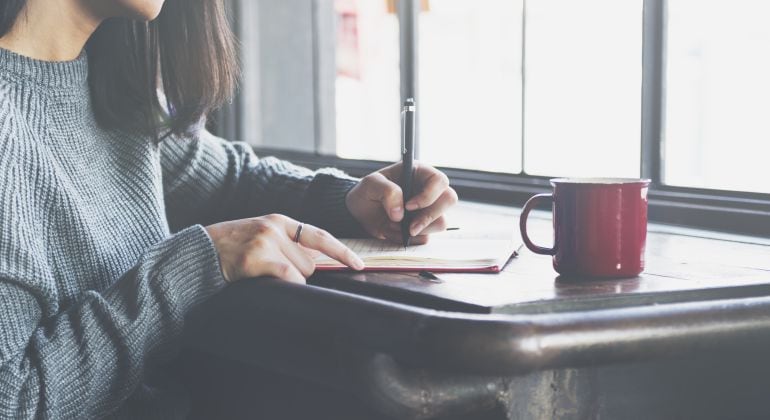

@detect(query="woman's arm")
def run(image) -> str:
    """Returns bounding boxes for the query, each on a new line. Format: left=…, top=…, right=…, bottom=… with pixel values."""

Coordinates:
left=0, top=226, right=226, bottom=419
left=160, top=128, right=366, bottom=237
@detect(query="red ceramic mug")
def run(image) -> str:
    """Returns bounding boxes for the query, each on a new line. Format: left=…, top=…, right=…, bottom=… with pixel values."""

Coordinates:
left=519, top=178, right=651, bottom=278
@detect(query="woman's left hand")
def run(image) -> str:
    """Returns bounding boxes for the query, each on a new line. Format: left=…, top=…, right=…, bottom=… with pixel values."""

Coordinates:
left=346, top=162, right=458, bottom=244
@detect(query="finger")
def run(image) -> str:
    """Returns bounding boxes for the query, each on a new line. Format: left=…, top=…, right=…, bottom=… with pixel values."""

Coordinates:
left=381, top=228, right=430, bottom=245
left=377, top=161, right=403, bottom=182
left=288, top=223, right=365, bottom=270
left=300, top=245, right=323, bottom=259
left=279, top=241, right=316, bottom=278
left=413, top=215, right=448, bottom=236
left=405, top=165, right=450, bottom=211
left=262, top=258, right=306, bottom=284
left=410, top=188, right=458, bottom=235
left=371, top=219, right=395, bottom=241
left=381, top=217, right=446, bottom=237
left=363, top=173, right=404, bottom=222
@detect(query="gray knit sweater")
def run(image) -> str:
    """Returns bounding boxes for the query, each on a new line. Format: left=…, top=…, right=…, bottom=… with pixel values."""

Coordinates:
left=0, top=48, right=361, bottom=419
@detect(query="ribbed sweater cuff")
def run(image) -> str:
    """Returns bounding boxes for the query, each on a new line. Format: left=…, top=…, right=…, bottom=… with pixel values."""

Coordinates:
left=300, top=173, right=368, bottom=237
left=155, top=225, right=227, bottom=311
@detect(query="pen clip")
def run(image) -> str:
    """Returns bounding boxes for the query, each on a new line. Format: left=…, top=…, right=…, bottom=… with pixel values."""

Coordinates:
left=401, top=99, right=415, bottom=156
left=400, top=109, right=407, bottom=155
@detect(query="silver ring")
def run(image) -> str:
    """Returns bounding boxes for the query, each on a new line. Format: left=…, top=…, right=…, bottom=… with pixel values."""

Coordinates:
left=293, top=223, right=304, bottom=243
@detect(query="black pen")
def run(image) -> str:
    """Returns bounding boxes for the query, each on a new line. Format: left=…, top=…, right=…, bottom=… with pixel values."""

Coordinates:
left=400, top=98, right=416, bottom=248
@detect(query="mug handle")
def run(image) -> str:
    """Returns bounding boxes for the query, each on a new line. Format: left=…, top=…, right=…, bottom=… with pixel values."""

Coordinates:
left=519, top=194, right=557, bottom=256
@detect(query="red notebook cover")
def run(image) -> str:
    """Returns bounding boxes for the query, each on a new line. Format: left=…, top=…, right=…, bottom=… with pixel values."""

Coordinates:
left=315, top=264, right=505, bottom=273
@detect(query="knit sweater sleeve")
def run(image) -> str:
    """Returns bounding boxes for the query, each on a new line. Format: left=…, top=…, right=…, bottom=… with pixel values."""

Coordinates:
left=160, top=127, right=366, bottom=237
left=0, top=223, right=226, bottom=420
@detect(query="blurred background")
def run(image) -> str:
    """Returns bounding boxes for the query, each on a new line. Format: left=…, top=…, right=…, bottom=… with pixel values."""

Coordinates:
left=224, top=0, right=770, bottom=200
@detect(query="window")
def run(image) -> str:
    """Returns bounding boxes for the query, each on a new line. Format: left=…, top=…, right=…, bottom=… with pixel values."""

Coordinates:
left=234, top=0, right=770, bottom=235
left=664, top=0, right=770, bottom=194
left=524, top=0, right=642, bottom=178
left=334, top=0, right=643, bottom=177
left=418, top=0, right=522, bottom=174
left=335, top=0, right=400, bottom=161
left=334, top=0, right=523, bottom=173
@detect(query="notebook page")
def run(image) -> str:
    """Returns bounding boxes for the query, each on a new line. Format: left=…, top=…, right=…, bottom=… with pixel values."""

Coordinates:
left=315, top=237, right=515, bottom=267
left=315, top=203, right=521, bottom=269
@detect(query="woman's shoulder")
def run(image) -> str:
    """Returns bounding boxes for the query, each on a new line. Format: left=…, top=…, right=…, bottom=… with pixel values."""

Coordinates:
left=0, top=83, right=54, bottom=291
left=0, top=81, right=17, bottom=146
left=0, top=82, right=21, bottom=166
left=0, top=80, right=21, bottom=143
left=0, top=81, right=36, bottom=201
left=0, top=80, right=45, bottom=165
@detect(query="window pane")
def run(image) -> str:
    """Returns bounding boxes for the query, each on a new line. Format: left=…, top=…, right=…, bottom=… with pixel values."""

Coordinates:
left=664, top=0, right=770, bottom=193
left=335, top=0, right=400, bottom=161
left=419, top=0, right=523, bottom=173
left=524, top=0, right=643, bottom=178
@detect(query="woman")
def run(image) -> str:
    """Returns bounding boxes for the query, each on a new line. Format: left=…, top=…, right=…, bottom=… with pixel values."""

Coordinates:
left=0, top=0, right=457, bottom=418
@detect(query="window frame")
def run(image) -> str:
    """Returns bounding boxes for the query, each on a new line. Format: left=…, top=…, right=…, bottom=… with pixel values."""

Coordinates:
left=229, top=0, right=770, bottom=237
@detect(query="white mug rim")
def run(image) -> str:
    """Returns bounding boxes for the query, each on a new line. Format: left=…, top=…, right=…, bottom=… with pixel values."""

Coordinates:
left=550, top=177, right=651, bottom=186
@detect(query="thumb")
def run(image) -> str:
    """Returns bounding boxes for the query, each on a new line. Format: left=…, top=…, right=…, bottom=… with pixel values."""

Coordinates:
left=363, top=172, right=404, bottom=222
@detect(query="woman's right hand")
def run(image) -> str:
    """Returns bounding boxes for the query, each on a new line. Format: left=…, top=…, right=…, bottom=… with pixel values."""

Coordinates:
left=205, top=214, right=365, bottom=284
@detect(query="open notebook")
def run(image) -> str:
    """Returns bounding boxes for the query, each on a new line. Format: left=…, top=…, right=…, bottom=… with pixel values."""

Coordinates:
left=315, top=231, right=521, bottom=273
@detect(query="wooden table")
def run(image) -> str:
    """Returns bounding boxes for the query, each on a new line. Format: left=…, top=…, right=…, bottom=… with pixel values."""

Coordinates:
left=183, top=202, right=770, bottom=419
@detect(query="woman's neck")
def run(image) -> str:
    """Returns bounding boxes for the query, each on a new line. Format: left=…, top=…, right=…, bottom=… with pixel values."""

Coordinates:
left=0, top=0, right=102, bottom=61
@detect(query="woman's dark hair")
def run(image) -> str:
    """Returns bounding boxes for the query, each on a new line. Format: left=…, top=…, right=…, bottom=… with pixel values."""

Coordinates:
left=0, top=0, right=239, bottom=138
